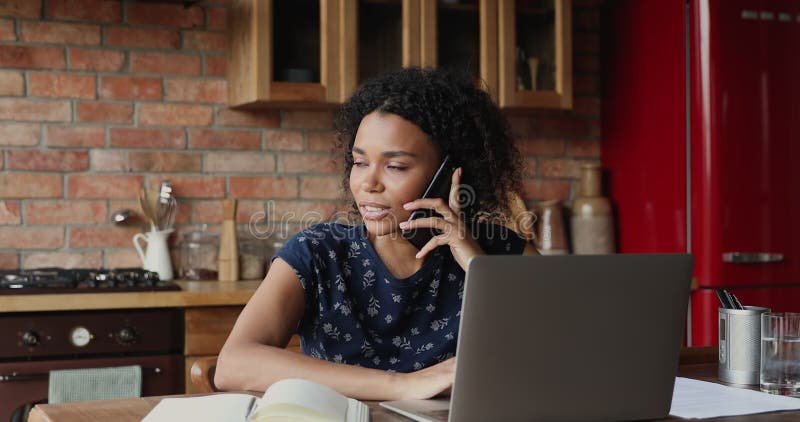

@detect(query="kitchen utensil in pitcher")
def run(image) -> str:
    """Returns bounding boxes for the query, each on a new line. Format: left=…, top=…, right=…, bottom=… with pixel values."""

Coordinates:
left=153, top=181, right=177, bottom=231
left=111, top=209, right=142, bottom=226
left=155, top=196, right=177, bottom=231
left=133, top=229, right=174, bottom=281
left=138, top=188, right=159, bottom=231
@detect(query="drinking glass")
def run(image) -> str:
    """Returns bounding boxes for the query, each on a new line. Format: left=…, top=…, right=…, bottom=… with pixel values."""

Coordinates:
left=760, top=312, right=800, bottom=396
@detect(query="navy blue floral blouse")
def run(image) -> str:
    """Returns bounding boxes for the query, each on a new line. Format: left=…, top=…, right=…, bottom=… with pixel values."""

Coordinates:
left=273, top=222, right=526, bottom=373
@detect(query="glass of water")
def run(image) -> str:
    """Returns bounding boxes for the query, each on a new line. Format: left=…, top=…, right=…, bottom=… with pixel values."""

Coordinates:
left=760, top=312, right=800, bottom=396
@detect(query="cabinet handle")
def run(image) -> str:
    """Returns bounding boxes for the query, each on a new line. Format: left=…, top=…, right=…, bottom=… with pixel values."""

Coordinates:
left=722, top=252, right=784, bottom=264
left=0, top=367, right=162, bottom=383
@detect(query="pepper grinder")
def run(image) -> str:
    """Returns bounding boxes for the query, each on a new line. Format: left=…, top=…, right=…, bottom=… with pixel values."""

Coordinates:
left=218, top=199, right=239, bottom=281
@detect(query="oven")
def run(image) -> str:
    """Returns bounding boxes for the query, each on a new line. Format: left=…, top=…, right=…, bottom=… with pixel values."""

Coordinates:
left=0, top=269, right=184, bottom=422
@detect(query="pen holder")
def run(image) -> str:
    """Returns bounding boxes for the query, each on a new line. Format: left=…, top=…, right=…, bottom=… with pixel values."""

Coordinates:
left=718, top=306, right=770, bottom=385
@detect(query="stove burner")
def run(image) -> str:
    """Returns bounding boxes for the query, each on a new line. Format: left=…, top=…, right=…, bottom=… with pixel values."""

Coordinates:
left=0, top=268, right=180, bottom=294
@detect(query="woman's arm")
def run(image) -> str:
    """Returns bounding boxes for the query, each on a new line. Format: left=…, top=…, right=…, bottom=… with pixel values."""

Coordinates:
left=214, top=258, right=454, bottom=400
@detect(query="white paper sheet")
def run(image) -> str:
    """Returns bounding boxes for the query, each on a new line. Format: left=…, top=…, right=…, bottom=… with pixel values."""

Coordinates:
left=670, top=377, right=800, bottom=419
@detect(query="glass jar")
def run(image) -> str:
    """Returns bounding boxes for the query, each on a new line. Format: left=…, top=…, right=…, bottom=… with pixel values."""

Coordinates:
left=263, top=237, right=287, bottom=273
left=179, top=228, right=219, bottom=280
left=264, top=225, right=292, bottom=273
left=239, top=235, right=267, bottom=280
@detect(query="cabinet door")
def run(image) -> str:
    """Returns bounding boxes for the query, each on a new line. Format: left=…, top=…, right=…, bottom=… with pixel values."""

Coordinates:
left=497, top=0, right=572, bottom=109
left=340, top=0, right=421, bottom=100
left=420, top=1, right=499, bottom=99
left=227, top=0, right=343, bottom=108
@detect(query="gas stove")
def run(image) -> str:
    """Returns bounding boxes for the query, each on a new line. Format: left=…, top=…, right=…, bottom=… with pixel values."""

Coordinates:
left=0, top=268, right=181, bottom=294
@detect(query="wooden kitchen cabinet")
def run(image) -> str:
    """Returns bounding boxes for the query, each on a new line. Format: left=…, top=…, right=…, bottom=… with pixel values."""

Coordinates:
left=183, top=306, right=239, bottom=392
left=227, top=0, right=420, bottom=107
left=227, top=0, right=346, bottom=108
left=338, top=0, right=425, bottom=99
left=227, top=0, right=571, bottom=109
left=415, top=0, right=572, bottom=109
left=419, top=0, right=499, bottom=99
left=497, top=0, right=572, bottom=109
left=183, top=306, right=301, bottom=393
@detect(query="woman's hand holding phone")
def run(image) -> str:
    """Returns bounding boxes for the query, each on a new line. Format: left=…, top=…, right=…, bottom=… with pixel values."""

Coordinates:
left=399, top=167, right=485, bottom=271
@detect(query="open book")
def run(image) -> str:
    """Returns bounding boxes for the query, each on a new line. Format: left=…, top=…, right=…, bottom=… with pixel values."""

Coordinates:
left=141, top=378, right=369, bottom=422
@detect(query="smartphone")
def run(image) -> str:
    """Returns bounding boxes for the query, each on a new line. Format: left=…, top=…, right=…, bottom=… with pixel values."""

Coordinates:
left=401, top=155, right=455, bottom=250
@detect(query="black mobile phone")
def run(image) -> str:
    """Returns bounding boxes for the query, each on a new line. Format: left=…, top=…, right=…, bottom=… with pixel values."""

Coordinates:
left=401, top=155, right=455, bottom=250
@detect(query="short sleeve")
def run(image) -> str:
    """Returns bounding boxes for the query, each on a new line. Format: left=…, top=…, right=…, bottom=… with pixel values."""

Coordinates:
left=272, top=228, right=319, bottom=321
left=472, top=222, right=528, bottom=255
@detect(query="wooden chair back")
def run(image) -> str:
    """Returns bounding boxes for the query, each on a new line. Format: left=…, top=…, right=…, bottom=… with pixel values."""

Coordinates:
left=190, top=356, right=220, bottom=393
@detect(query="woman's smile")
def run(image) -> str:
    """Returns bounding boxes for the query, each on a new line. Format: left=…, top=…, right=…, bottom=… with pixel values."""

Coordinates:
left=360, top=203, right=391, bottom=220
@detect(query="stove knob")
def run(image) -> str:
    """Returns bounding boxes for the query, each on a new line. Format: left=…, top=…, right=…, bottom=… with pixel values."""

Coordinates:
left=21, top=331, right=40, bottom=347
left=116, top=327, right=137, bottom=345
left=69, top=326, right=93, bottom=347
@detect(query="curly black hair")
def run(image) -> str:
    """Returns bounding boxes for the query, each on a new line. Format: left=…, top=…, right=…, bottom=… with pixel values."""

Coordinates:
left=334, top=67, right=525, bottom=222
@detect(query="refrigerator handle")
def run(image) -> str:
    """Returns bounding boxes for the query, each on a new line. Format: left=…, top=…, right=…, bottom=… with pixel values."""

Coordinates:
left=722, top=252, right=784, bottom=264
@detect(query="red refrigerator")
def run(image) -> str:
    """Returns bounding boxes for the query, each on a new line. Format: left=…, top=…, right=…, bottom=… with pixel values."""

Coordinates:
left=601, top=0, right=800, bottom=346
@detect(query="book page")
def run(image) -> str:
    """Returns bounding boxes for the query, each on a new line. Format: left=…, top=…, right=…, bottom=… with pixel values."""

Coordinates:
left=142, top=393, right=256, bottom=422
left=346, top=398, right=370, bottom=422
left=249, top=379, right=350, bottom=422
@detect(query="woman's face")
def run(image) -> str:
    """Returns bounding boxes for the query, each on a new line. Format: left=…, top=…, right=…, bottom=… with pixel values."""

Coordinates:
left=349, top=111, right=441, bottom=237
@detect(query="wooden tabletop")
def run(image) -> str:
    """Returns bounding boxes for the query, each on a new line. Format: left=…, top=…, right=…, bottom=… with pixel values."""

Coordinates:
left=28, top=395, right=411, bottom=422
left=28, top=363, right=800, bottom=422
left=0, top=280, right=260, bottom=312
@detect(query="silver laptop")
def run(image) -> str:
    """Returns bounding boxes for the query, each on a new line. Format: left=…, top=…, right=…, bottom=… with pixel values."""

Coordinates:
left=381, top=254, right=693, bottom=422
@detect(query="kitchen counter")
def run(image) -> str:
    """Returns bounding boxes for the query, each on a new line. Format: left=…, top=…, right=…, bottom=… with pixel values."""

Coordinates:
left=0, top=280, right=261, bottom=312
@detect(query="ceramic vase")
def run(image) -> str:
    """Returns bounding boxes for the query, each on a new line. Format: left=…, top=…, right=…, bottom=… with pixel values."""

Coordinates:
left=571, top=163, right=615, bottom=254
left=535, top=199, right=569, bottom=255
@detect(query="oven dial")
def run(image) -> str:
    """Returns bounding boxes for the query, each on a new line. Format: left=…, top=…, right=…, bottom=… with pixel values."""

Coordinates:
left=69, top=326, right=93, bottom=347
left=21, top=330, right=40, bottom=347
left=116, top=327, right=137, bottom=345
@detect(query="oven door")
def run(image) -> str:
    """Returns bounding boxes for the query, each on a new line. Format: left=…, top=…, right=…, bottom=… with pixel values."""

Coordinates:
left=0, top=354, right=183, bottom=422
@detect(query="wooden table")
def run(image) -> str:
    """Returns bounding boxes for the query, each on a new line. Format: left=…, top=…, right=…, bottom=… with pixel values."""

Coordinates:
left=28, top=394, right=410, bottom=422
left=28, top=363, right=800, bottom=422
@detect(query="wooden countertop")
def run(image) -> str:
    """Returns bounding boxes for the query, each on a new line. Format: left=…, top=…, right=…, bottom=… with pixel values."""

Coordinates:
left=0, top=280, right=260, bottom=313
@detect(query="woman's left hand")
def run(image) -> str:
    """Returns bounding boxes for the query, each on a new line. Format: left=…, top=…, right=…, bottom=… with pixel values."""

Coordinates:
left=399, top=167, right=484, bottom=271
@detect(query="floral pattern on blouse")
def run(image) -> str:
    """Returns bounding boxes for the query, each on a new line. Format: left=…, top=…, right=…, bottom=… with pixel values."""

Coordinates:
left=273, top=222, right=526, bottom=373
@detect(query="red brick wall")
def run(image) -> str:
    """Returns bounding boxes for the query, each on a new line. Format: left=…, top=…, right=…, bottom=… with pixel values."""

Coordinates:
left=0, top=0, right=601, bottom=270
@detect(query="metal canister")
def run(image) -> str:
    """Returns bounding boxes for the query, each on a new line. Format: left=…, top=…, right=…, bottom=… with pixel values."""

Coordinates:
left=718, top=306, right=770, bottom=385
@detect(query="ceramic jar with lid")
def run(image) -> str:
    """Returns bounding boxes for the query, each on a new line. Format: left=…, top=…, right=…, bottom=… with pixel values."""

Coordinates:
left=179, top=228, right=219, bottom=280
left=535, top=199, right=569, bottom=255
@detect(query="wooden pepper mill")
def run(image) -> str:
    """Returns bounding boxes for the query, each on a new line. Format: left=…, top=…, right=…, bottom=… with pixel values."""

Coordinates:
left=218, top=199, right=239, bottom=281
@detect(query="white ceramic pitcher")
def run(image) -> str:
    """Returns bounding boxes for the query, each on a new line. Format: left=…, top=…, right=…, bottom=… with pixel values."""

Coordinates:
left=133, top=229, right=174, bottom=281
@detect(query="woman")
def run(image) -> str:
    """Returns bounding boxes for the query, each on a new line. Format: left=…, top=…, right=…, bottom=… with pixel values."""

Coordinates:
left=215, top=68, right=537, bottom=400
